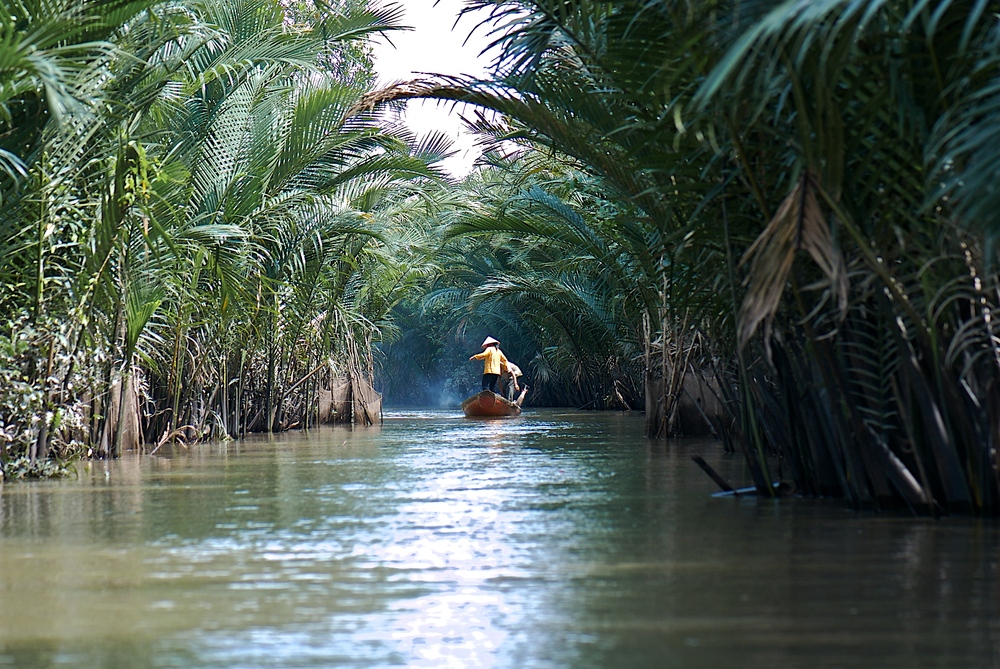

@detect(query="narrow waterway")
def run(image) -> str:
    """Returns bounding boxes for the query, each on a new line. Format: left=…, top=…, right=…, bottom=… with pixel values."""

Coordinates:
left=1, top=410, right=998, bottom=668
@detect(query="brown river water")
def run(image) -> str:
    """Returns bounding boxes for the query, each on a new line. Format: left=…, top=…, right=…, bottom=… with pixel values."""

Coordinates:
left=1, top=409, right=998, bottom=668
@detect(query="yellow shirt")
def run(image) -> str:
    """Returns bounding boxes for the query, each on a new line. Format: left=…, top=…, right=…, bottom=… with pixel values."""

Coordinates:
left=471, top=347, right=508, bottom=375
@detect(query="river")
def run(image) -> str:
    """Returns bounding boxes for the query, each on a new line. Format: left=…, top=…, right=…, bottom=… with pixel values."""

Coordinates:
left=1, top=409, right=998, bottom=668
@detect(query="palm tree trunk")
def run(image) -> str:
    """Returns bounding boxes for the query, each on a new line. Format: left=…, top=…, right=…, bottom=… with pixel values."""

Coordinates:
left=265, top=308, right=276, bottom=432
left=236, top=349, right=246, bottom=436
left=33, top=169, right=46, bottom=324
left=33, top=337, right=57, bottom=462
left=660, top=271, right=667, bottom=439
left=219, top=352, right=229, bottom=438
left=113, top=365, right=130, bottom=457
left=168, top=303, right=185, bottom=433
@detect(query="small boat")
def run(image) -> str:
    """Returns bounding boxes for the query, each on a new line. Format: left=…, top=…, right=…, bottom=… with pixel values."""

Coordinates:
left=461, top=387, right=528, bottom=418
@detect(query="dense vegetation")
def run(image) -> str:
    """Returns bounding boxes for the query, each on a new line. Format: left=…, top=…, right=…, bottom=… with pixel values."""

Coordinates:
left=372, top=0, right=1000, bottom=514
left=0, top=0, right=449, bottom=472
left=5, top=0, right=1000, bottom=516
left=379, top=154, right=649, bottom=410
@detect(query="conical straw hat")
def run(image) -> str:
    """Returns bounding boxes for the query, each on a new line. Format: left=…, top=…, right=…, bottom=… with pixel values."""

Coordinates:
left=481, top=336, right=500, bottom=348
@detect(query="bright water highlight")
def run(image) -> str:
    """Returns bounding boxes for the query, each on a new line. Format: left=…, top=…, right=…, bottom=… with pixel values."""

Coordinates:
left=1, top=409, right=998, bottom=667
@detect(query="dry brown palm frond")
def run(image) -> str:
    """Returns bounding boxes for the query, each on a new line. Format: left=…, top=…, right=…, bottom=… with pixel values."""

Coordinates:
left=347, top=79, right=440, bottom=117
left=738, top=170, right=848, bottom=350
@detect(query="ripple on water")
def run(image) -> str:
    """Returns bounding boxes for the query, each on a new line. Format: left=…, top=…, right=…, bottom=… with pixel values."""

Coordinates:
left=1, top=409, right=999, bottom=669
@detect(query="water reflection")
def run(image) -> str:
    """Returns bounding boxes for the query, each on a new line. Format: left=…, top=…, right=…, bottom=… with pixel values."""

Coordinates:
left=0, top=410, right=999, bottom=668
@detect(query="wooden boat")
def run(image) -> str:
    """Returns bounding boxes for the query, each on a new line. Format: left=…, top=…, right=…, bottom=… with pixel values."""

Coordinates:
left=461, top=387, right=528, bottom=418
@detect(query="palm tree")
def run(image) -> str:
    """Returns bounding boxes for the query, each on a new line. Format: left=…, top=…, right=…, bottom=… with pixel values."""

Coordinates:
left=362, top=3, right=733, bottom=432
left=367, top=0, right=1000, bottom=513
left=423, top=153, right=649, bottom=409
left=121, top=0, right=449, bottom=440
left=0, top=0, right=454, bottom=467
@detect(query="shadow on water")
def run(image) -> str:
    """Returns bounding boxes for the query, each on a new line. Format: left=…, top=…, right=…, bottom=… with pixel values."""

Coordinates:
left=1, top=409, right=998, bottom=668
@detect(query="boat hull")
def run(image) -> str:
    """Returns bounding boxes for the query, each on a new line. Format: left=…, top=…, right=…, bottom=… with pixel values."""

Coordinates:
left=461, top=390, right=522, bottom=418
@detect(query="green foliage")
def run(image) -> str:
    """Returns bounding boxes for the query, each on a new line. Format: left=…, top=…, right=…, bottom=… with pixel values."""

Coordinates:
left=367, top=0, right=1000, bottom=512
left=0, top=318, right=52, bottom=453
left=3, top=455, right=74, bottom=480
left=9, top=0, right=1000, bottom=519
left=0, top=0, right=451, bottom=464
left=0, top=0, right=159, bottom=187
left=0, top=312, right=89, bottom=467
left=378, top=153, right=651, bottom=409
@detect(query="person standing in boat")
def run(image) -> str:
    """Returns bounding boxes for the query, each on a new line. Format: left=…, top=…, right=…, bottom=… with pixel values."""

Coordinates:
left=470, top=336, right=509, bottom=393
